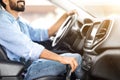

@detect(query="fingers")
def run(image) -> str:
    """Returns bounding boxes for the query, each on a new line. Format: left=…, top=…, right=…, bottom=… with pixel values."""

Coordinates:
left=70, top=58, right=78, bottom=72
left=59, top=56, right=78, bottom=72
left=67, top=9, right=78, bottom=16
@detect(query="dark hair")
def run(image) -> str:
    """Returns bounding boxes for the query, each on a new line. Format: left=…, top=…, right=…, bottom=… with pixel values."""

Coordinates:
left=0, top=0, right=6, bottom=8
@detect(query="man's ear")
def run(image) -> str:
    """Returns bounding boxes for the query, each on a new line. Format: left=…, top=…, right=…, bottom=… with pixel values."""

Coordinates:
left=2, top=0, right=9, bottom=5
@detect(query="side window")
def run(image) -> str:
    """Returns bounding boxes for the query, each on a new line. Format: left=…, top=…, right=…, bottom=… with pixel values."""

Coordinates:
left=21, top=0, right=65, bottom=29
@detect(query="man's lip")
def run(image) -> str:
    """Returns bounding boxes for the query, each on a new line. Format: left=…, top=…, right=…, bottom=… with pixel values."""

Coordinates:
left=17, top=1, right=25, bottom=5
left=17, top=0, right=25, bottom=2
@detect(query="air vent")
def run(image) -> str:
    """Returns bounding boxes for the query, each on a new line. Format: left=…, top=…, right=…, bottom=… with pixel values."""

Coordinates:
left=85, top=20, right=110, bottom=49
left=95, top=20, right=110, bottom=41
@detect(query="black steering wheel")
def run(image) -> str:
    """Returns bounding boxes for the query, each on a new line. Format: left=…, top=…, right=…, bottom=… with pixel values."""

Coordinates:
left=52, top=13, right=78, bottom=47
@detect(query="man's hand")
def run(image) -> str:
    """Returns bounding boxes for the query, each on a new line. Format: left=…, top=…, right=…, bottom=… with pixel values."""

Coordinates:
left=66, top=9, right=78, bottom=16
left=40, top=49, right=79, bottom=72
left=48, top=9, right=78, bottom=37
left=59, top=56, right=78, bottom=72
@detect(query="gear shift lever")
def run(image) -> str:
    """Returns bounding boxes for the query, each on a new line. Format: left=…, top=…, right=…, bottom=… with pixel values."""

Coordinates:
left=66, top=64, right=72, bottom=80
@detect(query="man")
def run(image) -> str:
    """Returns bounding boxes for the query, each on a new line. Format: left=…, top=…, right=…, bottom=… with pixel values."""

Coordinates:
left=0, top=0, right=84, bottom=80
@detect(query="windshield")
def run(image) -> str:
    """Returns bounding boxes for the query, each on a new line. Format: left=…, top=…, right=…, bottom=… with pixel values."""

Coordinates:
left=21, top=0, right=65, bottom=29
left=22, top=0, right=120, bottom=29
left=69, top=0, right=120, bottom=18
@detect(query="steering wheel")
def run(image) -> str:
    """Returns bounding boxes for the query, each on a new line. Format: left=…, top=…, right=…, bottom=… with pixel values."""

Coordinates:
left=52, top=13, right=78, bottom=47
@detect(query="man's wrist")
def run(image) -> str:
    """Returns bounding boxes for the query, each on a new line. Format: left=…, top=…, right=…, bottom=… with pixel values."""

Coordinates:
left=62, top=12, right=69, bottom=18
left=57, top=56, right=63, bottom=63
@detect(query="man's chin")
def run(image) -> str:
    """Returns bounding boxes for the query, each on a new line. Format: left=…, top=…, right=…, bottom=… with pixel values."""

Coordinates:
left=15, top=8, right=25, bottom=12
left=17, top=5, right=25, bottom=11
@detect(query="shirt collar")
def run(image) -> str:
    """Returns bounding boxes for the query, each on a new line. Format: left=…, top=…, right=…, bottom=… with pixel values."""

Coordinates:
left=0, top=9, right=20, bottom=22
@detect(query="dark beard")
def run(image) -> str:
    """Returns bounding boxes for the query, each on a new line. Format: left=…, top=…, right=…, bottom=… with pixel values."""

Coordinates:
left=9, top=0, right=25, bottom=12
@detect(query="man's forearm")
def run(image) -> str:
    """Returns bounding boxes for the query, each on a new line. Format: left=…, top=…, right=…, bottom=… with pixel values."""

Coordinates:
left=40, top=49, right=62, bottom=62
left=48, top=13, right=68, bottom=37
left=39, top=49, right=79, bottom=72
left=48, top=10, right=77, bottom=37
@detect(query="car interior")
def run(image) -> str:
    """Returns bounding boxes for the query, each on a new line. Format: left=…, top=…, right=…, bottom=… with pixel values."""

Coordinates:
left=1, top=1, right=120, bottom=80
left=50, top=5, right=120, bottom=80
left=49, top=1, right=120, bottom=80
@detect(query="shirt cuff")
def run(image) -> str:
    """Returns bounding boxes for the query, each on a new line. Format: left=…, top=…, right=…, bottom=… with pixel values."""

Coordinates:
left=40, top=29, right=49, bottom=41
left=29, top=42, right=45, bottom=60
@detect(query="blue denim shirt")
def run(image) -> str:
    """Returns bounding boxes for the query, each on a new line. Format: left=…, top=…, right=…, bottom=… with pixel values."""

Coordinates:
left=0, top=10, right=49, bottom=62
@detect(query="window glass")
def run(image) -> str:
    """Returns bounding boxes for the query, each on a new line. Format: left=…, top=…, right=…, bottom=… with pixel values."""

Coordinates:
left=21, top=0, right=65, bottom=29
left=70, top=0, right=120, bottom=18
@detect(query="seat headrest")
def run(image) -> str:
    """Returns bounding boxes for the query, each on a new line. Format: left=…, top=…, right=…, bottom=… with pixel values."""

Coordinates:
left=0, top=4, right=2, bottom=9
left=0, top=5, right=1, bottom=8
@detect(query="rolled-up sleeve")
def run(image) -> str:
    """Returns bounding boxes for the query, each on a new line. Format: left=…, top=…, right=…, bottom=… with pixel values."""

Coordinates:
left=18, top=18, right=49, bottom=42
left=29, top=42, right=45, bottom=60
left=0, top=19, right=45, bottom=61
left=28, top=27, right=49, bottom=42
